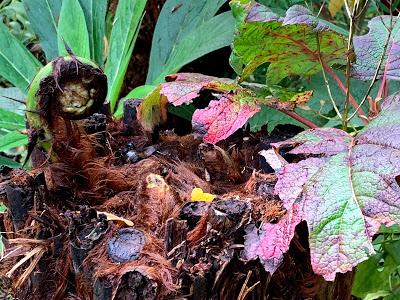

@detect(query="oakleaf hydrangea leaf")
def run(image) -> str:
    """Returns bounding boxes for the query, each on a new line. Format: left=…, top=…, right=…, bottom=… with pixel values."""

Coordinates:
left=160, top=73, right=235, bottom=106
left=245, top=93, right=400, bottom=281
left=192, top=95, right=260, bottom=143
left=352, top=16, right=400, bottom=80
left=138, top=73, right=312, bottom=143
left=231, top=0, right=347, bottom=83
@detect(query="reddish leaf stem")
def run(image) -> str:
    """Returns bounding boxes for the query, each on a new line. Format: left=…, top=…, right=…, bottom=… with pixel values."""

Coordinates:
left=322, top=64, right=368, bottom=124
left=278, top=109, right=319, bottom=129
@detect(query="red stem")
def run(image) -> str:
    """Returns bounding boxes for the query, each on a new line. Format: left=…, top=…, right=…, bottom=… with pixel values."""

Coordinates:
left=279, top=109, right=319, bottom=129
left=323, top=64, right=368, bottom=124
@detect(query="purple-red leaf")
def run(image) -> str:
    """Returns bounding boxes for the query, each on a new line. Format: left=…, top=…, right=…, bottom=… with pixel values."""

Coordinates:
left=246, top=94, right=400, bottom=281
left=192, top=95, right=260, bottom=143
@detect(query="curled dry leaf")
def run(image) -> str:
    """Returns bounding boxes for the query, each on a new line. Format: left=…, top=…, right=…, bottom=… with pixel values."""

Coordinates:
left=245, top=93, right=400, bottom=281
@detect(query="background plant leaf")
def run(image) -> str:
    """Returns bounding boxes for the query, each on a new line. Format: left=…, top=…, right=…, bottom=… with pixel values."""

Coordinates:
left=246, top=93, right=400, bottom=281
left=78, top=0, right=107, bottom=66
left=231, top=1, right=347, bottom=83
left=352, top=15, right=400, bottom=80
left=0, top=131, right=28, bottom=152
left=0, top=108, right=25, bottom=130
left=352, top=239, right=400, bottom=300
left=114, top=85, right=156, bottom=119
left=0, top=21, right=42, bottom=90
left=146, top=0, right=234, bottom=85
left=23, top=0, right=61, bottom=60
left=57, top=0, right=90, bottom=58
left=0, top=155, right=21, bottom=168
left=0, top=87, right=25, bottom=114
left=105, top=0, right=147, bottom=112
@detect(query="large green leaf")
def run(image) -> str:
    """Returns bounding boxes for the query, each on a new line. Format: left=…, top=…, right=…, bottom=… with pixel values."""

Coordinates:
left=0, top=131, right=28, bottom=152
left=23, top=0, right=61, bottom=60
left=78, top=0, right=107, bottom=65
left=146, top=0, right=234, bottom=85
left=57, top=0, right=90, bottom=58
left=0, top=22, right=42, bottom=90
left=0, top=108, right=25, bottom=130
left=231, top=1, right=347, bottom=83
left=352, top=250, right=397, bottom=300
left=105, top=0, right=147, bottom=112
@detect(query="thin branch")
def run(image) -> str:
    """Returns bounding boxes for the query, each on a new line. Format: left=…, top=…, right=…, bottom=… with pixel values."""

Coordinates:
left=322, top=63, right=368, bottom=121
left=347, top=25, right=391, bottom=121
left=316, top=32, right=342, bottom=119
left=342, top=0, right=357, bottom=130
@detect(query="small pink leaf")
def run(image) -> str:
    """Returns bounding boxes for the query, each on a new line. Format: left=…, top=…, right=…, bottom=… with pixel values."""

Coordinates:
left=192, top=95, right=260, bottom=143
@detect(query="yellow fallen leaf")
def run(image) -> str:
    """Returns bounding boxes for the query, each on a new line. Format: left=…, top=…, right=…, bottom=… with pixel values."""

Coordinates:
left=191, top=187, right=215, bottom=202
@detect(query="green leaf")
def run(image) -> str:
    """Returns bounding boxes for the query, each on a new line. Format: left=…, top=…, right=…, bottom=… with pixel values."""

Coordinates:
left=23, top=0, right=61, bottom=60
left=0, top=87, right=25, bottom=114
left=0, top=131, right=28, bottom=152
left=146, top=0, right=233, bottom=85
left=78, top=0, right=107, bottom=65
left=379, top=224, right=400, bottom=234
left=352, top=251, right=396, bottom=300
left=0, top=155, right=21, bottom=168
left=105, top=0, right=147, bottom=112
left=114, top=85, right=156, bottom=118
left=0, top=22, right=42, bottom=90
left=57, top=0, right=90, bottom=58
left=0, top=108, right=26, bottom=130
left=231, top=2, right=347, bottom=83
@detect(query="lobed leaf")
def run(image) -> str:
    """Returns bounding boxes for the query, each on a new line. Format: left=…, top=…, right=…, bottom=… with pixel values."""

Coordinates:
left=192, top=95, right=260, bottom=143
left=231, top=0, right=347, bottom=83
left=352, top=15, right=400, bottom=81
left=246, top=93, right=400, bottom=281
